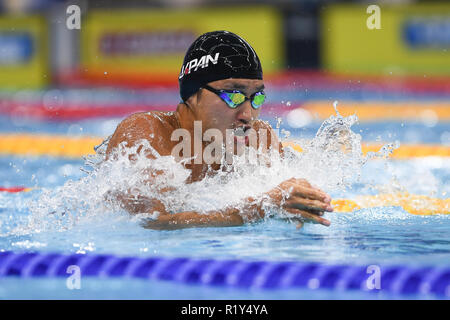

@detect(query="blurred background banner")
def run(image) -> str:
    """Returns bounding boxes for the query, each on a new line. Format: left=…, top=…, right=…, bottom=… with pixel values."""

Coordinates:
left=0, top=15, right=48, bottom=89
left=0, top=0, right=448, bottom=105
left=322, top=3, right=450, bottom=76
left=1, top=0, right=448, bottom=90
left=80, top=6, right=284, bottom=86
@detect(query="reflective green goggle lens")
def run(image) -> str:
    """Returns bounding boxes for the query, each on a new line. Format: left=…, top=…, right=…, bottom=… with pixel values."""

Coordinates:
left=251, top=92, right=266, bottom=109
left=230, top=92, right=247, bottom=106
left=220, top=92, right=245, bottom=108
left=220, top=91, right=266, bottom=109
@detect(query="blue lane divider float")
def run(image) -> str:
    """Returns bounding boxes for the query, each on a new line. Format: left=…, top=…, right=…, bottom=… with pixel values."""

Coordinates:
left=0, top=251, right=448, bottom=297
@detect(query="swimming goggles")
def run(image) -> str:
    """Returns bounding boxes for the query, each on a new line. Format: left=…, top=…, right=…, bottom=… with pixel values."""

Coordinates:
left=202, top=85, right=266, bottom=109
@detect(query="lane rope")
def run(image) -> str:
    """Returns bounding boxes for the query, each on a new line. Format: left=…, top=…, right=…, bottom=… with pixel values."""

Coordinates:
left=0, top=251, right=448, bottom=297
left=1, top=102, right=450, bottom=121
left=301, top=102, right=450, bottom=121
left=332, top=193, right=449, bottom=215
left=0, top=134, right=449, bottom=158
left=0, top=187, right=32, bottom=193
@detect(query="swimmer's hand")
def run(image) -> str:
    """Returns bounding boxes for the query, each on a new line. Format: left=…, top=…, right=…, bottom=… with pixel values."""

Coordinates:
left=267, top=178, right=333, bottom=227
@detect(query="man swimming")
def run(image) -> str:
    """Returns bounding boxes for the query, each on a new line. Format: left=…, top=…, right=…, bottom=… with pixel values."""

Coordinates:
left=105, top=31, right=333, bottom=230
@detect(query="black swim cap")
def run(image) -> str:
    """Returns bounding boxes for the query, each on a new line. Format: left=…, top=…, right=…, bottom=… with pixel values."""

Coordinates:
left=179, top=30, right=263, bottom=102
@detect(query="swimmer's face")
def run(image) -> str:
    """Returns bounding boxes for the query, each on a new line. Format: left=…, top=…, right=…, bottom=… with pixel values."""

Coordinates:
left=193, top=78, right=264, bottom=135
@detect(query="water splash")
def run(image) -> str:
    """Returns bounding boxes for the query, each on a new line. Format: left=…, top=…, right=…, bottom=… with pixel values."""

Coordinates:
left=7, top=102, right=401, bottom=235
left=333, top=100, right=340, bottom=116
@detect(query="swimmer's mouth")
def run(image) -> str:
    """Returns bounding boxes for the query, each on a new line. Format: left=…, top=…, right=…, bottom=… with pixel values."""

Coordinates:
left=232, top=125, right=251, bottom=137
left=231, top=125, right=251, bottom=146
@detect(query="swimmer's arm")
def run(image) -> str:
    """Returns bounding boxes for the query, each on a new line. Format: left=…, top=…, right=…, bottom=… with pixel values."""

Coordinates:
left=113, top=177, right=331, bottom=229
left=113, top=192, right=167, bottom=215
left=142, top=180, right=332, bottom=230
left=104, top=114, right=175, bottom=213
left=142, top=195, right=271, bottom=230
left=113, top=190, right=243, bottom=229
left=142, top=208, right=245, bottom=230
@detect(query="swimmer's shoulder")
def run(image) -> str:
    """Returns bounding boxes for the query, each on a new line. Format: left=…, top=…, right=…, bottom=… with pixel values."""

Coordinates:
left=106, top=111, right=178, bottom=155
left=120, top=111, right=177, bottom=130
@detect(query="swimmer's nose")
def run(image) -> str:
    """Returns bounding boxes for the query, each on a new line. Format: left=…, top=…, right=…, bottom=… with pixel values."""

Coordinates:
left=236, top=101, right=252, bottom=123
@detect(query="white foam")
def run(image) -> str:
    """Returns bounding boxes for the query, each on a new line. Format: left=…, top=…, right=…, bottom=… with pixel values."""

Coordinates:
left=8, top=103, right=401, bottom=235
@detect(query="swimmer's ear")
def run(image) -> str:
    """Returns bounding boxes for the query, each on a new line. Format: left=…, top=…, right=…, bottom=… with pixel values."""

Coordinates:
left=184, top=91, right=199, bottom=109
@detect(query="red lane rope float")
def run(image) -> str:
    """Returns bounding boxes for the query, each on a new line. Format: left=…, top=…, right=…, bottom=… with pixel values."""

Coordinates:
left=2, top=99, right=450, bottom=122
left=0, top=101, right=292, bottom=121
left=0, top=187, right=32, bottom=193
left=0, top=101, right=173, bottom=121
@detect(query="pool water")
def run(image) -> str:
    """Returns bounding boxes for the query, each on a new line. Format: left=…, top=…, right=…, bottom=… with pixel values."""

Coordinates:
left=0, top=83, right=449, bottom=299
left=1, top=127, right=449, bottom=299
left=1, top=154, right=448, bottom=262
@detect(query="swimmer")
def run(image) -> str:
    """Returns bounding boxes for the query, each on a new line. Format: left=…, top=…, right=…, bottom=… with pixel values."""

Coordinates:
left=105, top=31, right=333, bottom=230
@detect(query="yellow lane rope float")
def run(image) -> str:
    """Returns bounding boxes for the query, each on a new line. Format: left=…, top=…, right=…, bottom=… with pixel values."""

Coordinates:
left=0, top=134, right=449, bottom=158
left=281, top=141, right=450, bottom=158
left=332, top=193, right=449, bottom=215
left=0, top=134, right=103, bottom=158
left=302, top=102, right=450, bottom=121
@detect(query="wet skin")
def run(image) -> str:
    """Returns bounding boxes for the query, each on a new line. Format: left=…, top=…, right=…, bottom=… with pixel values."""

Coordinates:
left=106, top=78, right=333, bottom=229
